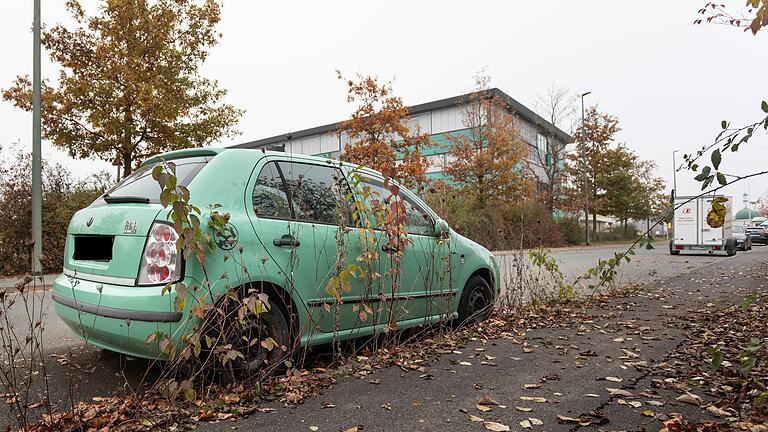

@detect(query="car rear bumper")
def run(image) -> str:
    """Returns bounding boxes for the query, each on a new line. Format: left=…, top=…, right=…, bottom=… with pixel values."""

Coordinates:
left=52, top=273, right=191, bottom=359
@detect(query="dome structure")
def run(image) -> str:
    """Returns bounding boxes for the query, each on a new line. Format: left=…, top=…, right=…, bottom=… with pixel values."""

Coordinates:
left=735, top=207, right=761, bottom=220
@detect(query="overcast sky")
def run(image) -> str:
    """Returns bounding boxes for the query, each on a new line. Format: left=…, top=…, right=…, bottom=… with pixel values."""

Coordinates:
left=1, top=1, right=766, bottom=204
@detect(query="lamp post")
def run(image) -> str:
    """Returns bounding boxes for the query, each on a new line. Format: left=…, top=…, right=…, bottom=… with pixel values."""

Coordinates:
left=672, top=149, right=679, bottom=199
left=581, top=91, right=591, bottom=246
left=31, top=0, right=42, bottom=274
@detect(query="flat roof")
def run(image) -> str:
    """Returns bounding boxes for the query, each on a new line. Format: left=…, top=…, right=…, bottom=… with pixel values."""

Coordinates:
left=231, top=88, right=573, bottom=149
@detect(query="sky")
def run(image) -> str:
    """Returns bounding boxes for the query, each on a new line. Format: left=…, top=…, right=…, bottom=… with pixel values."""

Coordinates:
left=1, top=1, right=767, bottom=205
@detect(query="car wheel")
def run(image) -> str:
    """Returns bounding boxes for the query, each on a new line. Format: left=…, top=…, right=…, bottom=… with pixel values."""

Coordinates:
left=206, top=297, right=290, bottom=380
left=456, top=275, right=494, bottom=326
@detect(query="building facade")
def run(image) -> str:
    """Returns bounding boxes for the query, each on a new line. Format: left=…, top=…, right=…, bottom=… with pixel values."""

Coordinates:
left=232, top=88, right=572, bottom=183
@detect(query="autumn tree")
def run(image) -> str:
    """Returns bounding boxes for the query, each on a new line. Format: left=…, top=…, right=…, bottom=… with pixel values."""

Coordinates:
left=440, top=73, right=530, bottom=249
left=602, top=148, right=667, bottom=235
left=566, top=106, right=622, bottom=234
left=336, top=72, right=431, bottom=190
left=527, top=85, right=577, bottom=213
left=3, top=0, right=242, bottom=176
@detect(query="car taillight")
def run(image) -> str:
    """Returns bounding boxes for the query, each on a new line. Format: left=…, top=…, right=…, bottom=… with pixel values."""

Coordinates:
left=138, top=222, right=182, bottom=285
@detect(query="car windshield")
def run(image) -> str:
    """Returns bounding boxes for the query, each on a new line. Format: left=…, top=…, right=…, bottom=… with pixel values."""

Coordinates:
left=98, top=157, right=208, bottom=204
left=733, top=226, right=744, bottom=233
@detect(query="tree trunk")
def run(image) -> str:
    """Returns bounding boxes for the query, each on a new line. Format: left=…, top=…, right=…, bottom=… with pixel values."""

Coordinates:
left=592, top=213, right=597, bottom=237
left=122, top=151, right=133, bottom=176
left=624, top=219, right=628, bottom=237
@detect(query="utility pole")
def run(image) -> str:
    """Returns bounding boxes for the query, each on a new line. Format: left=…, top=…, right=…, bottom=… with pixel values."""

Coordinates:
left=672, top=149, right=679, bottom=199
left=581, top=91, right=591, bottom=246
left=31, top=0, right=42, bottom=274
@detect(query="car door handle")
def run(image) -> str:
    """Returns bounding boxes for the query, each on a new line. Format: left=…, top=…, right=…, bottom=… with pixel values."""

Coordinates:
left=273, top=235, right=300, bottom=248
left=382, top=244, right=399, bottom=253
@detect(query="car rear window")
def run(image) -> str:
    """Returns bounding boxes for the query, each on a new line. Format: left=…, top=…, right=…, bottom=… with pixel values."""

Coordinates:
left=99, top=157, right=209, bottom=205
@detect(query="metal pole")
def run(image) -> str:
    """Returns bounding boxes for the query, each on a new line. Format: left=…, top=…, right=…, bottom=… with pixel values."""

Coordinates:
left=31, top=0, right=42, bottom=274
left=581, top=91, right=591, bottom=246
left=672, top=150, right=679, bottom=199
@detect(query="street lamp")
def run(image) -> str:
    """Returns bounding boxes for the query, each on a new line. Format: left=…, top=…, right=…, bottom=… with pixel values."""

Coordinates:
left=580, top=91, right=591, bottom=246
left=672, top=149, right=679, bottom=199
left=31, top=0, right=42, bottom=274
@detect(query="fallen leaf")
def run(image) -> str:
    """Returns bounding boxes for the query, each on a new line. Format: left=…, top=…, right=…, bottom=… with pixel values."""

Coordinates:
left=606, top=388, right=635, bottom=397
left=676, top=392, right=702, bottom=406
left=605, top=376, right=623, bottom=382
left=705, top=404, right=730, bottom=417
left=515, top=406, right=534, bottom=412
left=310, top=427, right=319, bottom=432
left=641, top=409, right=655, bottom=417
left=529, top=418, right=543, bottom=426
left=484, top=421, right=511, bottom=431
left=523, top=384, right=541, bottom=389
left=459, top=361, right=472, bottom=366
left=557, top=414, right=581, bottom=423
left=478, top=396, right=499, bottom=406
left=519, top=396, right=547, bottom=403
left=469, top=415, right=484, bottom=422
left=476, top=404, right=492, bottom=412
left=520, top=419, right=532, bottom=429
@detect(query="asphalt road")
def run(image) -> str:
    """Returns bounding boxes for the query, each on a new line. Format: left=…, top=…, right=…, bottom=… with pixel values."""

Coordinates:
left=0, top=244, right=763, bottom=430
left=194, top=244, right=767, bottom=431
left=0, top=244, right=737, bottom=356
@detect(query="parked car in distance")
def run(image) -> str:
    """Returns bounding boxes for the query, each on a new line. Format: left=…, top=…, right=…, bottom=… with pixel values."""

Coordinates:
left=732, top=225, right=752, bottom=251
left=747, top=226, right=768, bottom=245
left=52, top=148, right=499, bottom=372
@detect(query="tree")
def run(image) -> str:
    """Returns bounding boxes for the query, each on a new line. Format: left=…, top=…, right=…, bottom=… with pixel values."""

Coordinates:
left=3, top=0, right=242, bottom=176
left=566, top=106, right=621, bottom=234
left=527, top=85, right=577, bottom=213
left=441, top=73, right=531, bottom=249
left=336, top=72, right=432, bottom=190
left=602, top=149, right=667, bottom=235
left=601, top=145, right=640, bottom=232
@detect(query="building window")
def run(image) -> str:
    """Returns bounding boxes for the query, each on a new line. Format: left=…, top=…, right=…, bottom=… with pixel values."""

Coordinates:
left=425, top=154, right=445, bottom=173
left=536, top=133, right=548, bottom=152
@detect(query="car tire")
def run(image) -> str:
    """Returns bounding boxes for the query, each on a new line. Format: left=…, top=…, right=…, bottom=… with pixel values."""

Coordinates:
left=456, top=275, right=494, bottom=326
left=726, top=239, right=737, bottom=256
left=205, top=297, right=290, bottom=380
left=669, top=240, right=680, bottom=255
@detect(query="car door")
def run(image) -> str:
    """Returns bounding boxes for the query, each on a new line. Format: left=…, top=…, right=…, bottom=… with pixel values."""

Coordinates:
left=397, top=190, right=452, bottom=323
left=354, top=176, right=451, bottom=327
left=270, top=159, right=370, bottom=335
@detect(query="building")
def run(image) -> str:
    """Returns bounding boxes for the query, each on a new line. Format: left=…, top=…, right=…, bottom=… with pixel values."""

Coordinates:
left=232, top=88, right=572, bottom=183
left=735, top=192, right=762, bottom=226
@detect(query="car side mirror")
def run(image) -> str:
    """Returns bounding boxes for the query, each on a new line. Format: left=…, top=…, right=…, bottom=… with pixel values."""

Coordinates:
left=434, top=218, right=449, bottom=237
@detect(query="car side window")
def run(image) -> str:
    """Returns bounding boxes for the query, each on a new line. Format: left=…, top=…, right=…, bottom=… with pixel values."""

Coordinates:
left=402, top=195, right=435, bottom=237
left=277, top=161, right=350, bottom=225
left=359, top=177, right=434, bottom=236
left=252, top=161, right=291, bottom=219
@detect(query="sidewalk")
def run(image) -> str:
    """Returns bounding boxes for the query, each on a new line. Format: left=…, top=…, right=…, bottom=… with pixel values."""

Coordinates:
left=0, top=273, right=57, bottom=289
left=198, top=243, right=765, bottom=431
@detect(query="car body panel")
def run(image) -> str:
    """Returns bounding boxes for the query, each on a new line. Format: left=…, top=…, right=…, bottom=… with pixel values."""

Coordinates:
left=52, top=149, right=498, bottom=360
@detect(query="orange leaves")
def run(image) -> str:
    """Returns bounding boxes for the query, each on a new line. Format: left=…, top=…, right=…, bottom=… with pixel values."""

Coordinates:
left=336, top=72, right=432, bottom=190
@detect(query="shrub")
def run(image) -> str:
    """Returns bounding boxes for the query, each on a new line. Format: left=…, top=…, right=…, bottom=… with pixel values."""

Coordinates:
left=558, top=217, right=583, bottom=245
left=0, top=150, right=111, bottom=275
left=424, top=184, right=565, bottom=250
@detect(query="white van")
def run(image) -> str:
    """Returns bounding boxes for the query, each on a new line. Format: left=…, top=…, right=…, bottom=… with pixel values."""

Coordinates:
left=670, top=195, right=736, bottom=256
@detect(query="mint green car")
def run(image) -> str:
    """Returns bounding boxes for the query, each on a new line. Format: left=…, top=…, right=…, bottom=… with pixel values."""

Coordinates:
left=53, top=148, right=499, bottom=367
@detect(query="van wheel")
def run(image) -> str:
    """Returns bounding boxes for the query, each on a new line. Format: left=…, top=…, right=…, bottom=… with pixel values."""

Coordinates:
left=456, top=275, right=494, bottom=326
left=669, top=240, right=679, bottom=255
left=206, top=297, right=290, bottom=380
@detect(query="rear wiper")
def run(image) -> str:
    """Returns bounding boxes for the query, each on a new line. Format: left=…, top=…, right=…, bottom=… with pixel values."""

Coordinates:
left=103, top=194, right=150, bottom=204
